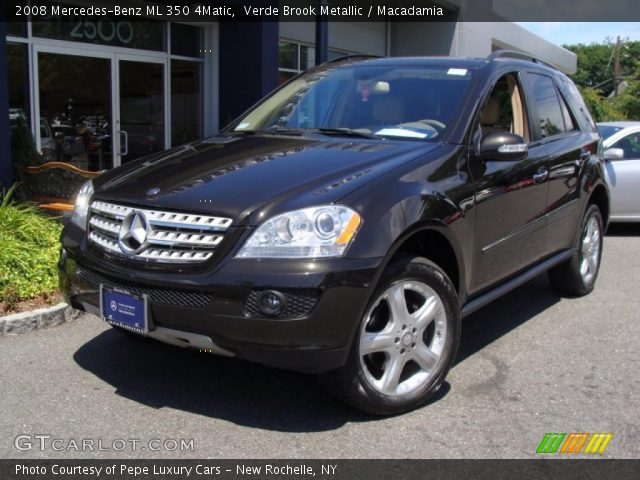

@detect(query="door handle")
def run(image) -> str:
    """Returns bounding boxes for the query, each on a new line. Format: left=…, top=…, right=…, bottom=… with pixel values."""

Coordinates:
left=118, top=130, right=128, bottom=156
left=533, top=168, right=549, bottom=183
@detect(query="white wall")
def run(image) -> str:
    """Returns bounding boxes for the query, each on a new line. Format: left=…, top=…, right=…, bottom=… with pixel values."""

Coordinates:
left=453, top=22, right=577, bottom=73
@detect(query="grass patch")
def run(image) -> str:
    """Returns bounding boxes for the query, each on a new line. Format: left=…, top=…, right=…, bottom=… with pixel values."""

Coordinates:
left=0, top=185, right=63, bottom=312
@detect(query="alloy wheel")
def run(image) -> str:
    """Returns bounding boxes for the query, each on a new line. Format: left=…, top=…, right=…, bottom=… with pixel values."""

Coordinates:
left=359, top=281, right=448, bottom=397
left=580, top=216, right=601, bottom=285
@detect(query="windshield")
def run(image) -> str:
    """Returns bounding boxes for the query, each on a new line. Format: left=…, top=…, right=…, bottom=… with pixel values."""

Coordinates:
left=598, top=125, right=624, bottom=141
left=233, top=63, right=473, bottom=140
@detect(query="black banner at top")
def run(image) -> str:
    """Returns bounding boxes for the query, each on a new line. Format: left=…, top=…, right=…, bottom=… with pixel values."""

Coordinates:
left=4, top=0, right=640, bottom=22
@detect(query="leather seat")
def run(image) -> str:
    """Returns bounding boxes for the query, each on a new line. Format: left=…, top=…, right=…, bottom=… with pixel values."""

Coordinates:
left=481, top=97, right=508, bottom=134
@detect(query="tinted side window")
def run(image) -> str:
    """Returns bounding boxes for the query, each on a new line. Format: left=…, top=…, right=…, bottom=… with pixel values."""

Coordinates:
left=524, top=73, right=565, bottom=138
left=611, top=132, right=640, bottom=160
left=558, top=92, right=577, bottom=132
left=480, top=73, right=530, bottom=142
left=557, top=77, right=597, bottom=132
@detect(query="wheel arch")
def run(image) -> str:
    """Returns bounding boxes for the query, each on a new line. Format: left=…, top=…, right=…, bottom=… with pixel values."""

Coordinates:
left=379, top=223, right=465, bottom=304
left=588, top=183, right=610, bottom=230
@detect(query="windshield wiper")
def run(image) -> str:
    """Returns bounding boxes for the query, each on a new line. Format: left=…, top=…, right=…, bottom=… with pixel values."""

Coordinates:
left=228, top=126, right=305, bottom=136
left=315, top=128, right=380, bottom=139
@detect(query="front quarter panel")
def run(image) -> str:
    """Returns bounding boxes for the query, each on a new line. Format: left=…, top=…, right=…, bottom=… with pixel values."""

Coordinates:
left=342, top=144, right=475, bottom=298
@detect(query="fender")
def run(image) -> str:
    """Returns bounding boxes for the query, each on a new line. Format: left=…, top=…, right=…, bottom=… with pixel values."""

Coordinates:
left=571, top=154, right=610, bottom=249
left=350, top=190, right=470, bottom=305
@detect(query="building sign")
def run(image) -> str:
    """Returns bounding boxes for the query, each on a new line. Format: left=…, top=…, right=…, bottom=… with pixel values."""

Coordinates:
left=29, top=1, right=165, bottom=51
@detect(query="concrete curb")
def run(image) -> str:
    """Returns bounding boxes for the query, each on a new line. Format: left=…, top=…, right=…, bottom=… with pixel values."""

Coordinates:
left=0, top=302, right=80, bottom=335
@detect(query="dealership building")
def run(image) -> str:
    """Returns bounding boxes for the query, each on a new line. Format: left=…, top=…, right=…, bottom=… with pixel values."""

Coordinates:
left=0, top=1, right=577, bottom=189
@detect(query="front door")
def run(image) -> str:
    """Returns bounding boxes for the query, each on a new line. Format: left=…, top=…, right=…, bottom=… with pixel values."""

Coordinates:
left=470, top=72, right=550, bottom=293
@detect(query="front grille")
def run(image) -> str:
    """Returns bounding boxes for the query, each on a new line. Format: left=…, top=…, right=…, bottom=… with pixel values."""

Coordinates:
left=245, top=289, right=320, bottom=319
left=88, top=200, right=232, bottom=264
left=77, top=266, right=213, bottom=308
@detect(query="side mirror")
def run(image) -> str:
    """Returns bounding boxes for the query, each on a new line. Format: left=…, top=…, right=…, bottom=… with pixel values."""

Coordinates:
left=480, top=132, right=528, bottom=161
left=603, top=148, right=624, bottom=161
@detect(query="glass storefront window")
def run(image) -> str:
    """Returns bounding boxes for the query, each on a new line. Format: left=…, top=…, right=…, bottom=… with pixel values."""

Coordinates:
left=38, top=52, right=112, bottom=171
left=119, top=61, right=165, bottom=163
left=300, top=45, right=316, bottom=71
left=32, top=19, right=166, bottom=51
left=8, top=43, right=29, bottom=127
left=171, top=24, right=203, bottom=58
left=171, top=60, right=202, bottom=146
left=278, top=41, right=350, bottom=85
left=7, top=22, right=26, bottom=37
left=279, top=41, right=297, bottom=70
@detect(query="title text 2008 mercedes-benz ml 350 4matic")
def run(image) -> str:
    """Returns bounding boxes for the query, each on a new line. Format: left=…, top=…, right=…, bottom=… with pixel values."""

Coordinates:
left=60, top=52, right=609, bottom=415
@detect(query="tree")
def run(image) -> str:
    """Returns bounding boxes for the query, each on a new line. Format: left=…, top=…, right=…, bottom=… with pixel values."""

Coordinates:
left=565, top=40, right=640, bottom=94
left=565, top=40, right=640, bottom=121
left=578, top=87, right=623, bottom=122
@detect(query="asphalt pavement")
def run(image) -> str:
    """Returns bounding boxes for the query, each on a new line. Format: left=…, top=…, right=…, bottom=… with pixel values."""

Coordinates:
left=1, top=224, right=639, bottom=459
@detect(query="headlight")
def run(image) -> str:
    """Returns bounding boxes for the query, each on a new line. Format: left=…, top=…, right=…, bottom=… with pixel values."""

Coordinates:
left=236, top=205, right=361, bottom=259
left=71, top=180, right=94, bottom=229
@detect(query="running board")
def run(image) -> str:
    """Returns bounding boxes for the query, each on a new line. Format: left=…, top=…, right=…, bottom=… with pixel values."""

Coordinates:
left=461, top=250, right=573, bottom=318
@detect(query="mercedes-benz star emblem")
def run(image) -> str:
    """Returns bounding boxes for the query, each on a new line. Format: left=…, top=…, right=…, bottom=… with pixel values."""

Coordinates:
left=118, top=211, right=149, bottom=254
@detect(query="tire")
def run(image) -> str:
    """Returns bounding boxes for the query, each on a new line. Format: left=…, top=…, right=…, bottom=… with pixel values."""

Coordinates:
left=548, top=204, right=604, bottom=297
left=321, top=255, right=461, bottom=416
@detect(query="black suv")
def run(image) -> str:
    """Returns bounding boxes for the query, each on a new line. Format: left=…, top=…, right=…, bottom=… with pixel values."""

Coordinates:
left=60, top=52, right=609, bottom=415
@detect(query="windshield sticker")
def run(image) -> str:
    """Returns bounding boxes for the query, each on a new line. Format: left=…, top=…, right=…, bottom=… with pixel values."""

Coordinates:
left=447, top=68, right=468, bottom=76
left=375, top=128, right=436, bottom=139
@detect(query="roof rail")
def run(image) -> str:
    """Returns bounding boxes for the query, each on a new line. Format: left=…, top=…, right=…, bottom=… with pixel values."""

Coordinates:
left=487, top=49, right=557, bottom=71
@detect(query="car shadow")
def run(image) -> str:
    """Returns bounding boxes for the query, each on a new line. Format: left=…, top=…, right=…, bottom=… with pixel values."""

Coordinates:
left=73, top=329, right=373, bottom=432
left=456, top=273, right=561, bottom=364
left=605, top=222, right=640, bottom=237
left=74, top=274, right=559, bottom=431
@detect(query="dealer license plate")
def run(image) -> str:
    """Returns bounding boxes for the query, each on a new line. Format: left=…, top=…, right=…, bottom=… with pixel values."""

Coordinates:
left=100, top=286, right=148, bottom=333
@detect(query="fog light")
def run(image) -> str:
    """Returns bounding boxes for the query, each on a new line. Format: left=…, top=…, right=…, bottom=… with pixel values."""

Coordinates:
left=257, top=290, right=287, bottom=316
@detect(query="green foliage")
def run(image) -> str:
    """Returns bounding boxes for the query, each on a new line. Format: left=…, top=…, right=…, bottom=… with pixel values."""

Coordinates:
left=565, top=40, right=640, bottom=92
left=10, top=117, right=43, bottom=168
left=565, top=40, right=640, bottom=122
left=0, top=185, right=63, bottom=308
left=578, top=87, right=624, bottom=122
left=611, top=79, right=640, bottom=119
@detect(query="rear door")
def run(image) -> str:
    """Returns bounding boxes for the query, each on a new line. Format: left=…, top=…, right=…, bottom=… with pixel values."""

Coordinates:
left=521, top=72, right=595, bottom=255
left=604, top=130, right=640, bottom=219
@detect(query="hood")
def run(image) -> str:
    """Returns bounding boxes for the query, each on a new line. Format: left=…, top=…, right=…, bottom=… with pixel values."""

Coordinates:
left=93, top=135, right=441, bottom=226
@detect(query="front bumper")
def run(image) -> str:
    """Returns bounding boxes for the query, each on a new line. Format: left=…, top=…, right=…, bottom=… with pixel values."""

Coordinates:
left=59, top=248, right=382, bottom=373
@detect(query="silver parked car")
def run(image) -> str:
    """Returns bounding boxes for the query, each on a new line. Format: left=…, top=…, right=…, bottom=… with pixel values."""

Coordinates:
left=598, top=121, right=640, bottom=222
